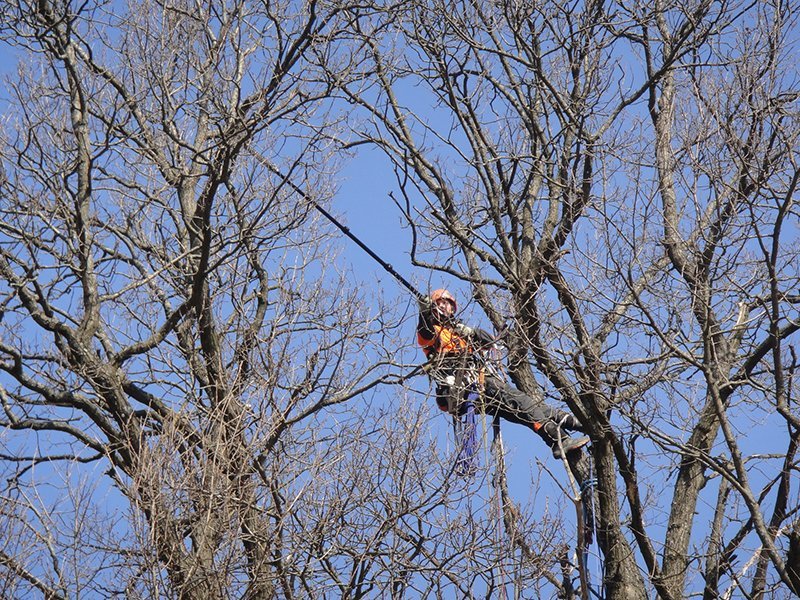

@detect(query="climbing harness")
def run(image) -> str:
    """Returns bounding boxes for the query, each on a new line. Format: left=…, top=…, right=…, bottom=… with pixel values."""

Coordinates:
left=427, top=350, right=485, bottom=476
left=425, top=344, right=504, bottom=477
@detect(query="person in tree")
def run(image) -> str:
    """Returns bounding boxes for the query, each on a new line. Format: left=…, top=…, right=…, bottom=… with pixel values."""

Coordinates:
left=418, top=288, right=590, bottom=459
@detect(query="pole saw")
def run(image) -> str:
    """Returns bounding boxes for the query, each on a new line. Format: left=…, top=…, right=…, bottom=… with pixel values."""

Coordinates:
left=266, top=162, right=426, bottom=303
left=310, top=199, right=426, bottom=303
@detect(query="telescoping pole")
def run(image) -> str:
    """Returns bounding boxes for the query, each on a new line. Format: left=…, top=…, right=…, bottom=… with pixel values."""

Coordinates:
left=266, top=163, right=426, bottom=303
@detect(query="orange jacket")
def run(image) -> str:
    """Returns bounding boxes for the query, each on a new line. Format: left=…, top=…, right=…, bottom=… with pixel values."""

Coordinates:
left=418, top=318, right=485, bottom=412
left=417, top=323, right=470, bottom=359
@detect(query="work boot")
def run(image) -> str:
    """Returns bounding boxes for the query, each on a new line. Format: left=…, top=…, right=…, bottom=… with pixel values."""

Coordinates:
left=551, top=435, right=590, bottom=459
left=540, top=421, right=590, bottom=459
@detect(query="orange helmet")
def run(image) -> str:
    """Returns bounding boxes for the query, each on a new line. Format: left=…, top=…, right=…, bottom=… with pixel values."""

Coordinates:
left=430, top=288, right=457, bottom=311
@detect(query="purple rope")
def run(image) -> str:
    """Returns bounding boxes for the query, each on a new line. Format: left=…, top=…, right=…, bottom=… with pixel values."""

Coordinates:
left=455, top=391, right=480, bottom=477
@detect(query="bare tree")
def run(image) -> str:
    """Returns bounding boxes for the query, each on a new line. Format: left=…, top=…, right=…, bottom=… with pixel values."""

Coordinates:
left=2, top=0, right=798, bottom=598
left=333, top=0, right=800, bottom=598
left=0, top=0, right=411, bottom=597
left=0, top=0, right=567, bottom=597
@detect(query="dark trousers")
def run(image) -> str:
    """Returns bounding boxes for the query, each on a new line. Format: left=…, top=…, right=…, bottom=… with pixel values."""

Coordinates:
left=482, top=376, right=577, bottom=432
left=436, top=376, right=582, bottom=434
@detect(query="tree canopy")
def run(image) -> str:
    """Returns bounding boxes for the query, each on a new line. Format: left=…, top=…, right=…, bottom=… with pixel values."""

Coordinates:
left=0, top=1, right=798, bottom=598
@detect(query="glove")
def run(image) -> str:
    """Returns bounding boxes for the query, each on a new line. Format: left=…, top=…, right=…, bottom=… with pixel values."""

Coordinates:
left=454, top=323, right=474, bottom=337
left=455, top=323, right=494, bottom=347
left=417, top=295, right=432, bottom=313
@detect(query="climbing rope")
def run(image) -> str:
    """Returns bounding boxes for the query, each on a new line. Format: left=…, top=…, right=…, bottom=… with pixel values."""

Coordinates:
left=491, top=414, right=511, bottom=600
left=454, top=391, right=479, bottom=476
left=581, top=458, right=604, bottom=599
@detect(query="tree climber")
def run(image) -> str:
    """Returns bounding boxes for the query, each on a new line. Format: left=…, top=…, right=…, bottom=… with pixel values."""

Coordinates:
left=417, top=288, right=590, bottom=459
